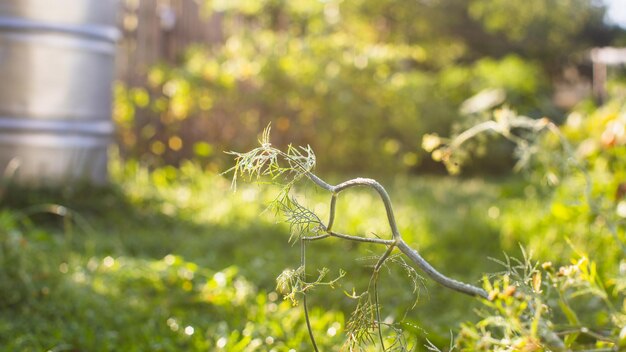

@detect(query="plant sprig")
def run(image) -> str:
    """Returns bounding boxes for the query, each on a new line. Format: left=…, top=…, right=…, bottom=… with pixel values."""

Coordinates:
left=227, top=125, right=489, bottom=350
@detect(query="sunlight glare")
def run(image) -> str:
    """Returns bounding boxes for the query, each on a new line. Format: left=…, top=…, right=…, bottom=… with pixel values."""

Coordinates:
left=166, top=318, right=179, bottom=331
left=164, top=254, right=176, bottom=265
left=213, top=272, right=226, bottom=287
left=487, top=206, right=500, bottom=219
left=103, top=256, right=115, bottom=268
left=184, top=326, right=194, bottom=336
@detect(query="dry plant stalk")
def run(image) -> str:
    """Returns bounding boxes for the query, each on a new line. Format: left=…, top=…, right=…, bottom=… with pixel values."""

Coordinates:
left=226, top=126, right=487, bottom=351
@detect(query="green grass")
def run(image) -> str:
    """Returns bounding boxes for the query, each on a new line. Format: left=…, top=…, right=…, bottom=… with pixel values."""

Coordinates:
left=0, top=161, right=605, bottom=351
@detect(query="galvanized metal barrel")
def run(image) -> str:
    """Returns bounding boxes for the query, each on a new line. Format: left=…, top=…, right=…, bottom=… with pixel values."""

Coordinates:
left=0, top=0, right=119, bottom=185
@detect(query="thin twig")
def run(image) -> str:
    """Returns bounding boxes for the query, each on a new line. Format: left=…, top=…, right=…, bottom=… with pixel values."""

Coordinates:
left=397, top=240, right=488, bottom=298
left=333, top=178, right=401, bottom=240
left=374, top=277, right=385, bottom=351
left=371, top=245, right=395, bottom=351
left=303, top=234, right=330, bottom=241
left=329, top=231, right=396, bottom=245
left=327, top=193, right=337, bottom=231
left=307, top=172, right=486, bottom=297
left=301, top=238, right=319, bottom=351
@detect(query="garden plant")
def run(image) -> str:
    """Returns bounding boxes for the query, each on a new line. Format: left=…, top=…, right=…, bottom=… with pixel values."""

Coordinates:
left=229, top=126, right=487, bottom=350
left=1, top=100, right=625, bottom=351
left=229, top=105, right=626, bottom=351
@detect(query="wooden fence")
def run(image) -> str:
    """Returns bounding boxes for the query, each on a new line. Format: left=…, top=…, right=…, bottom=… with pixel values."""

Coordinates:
left=116, top=0, right=222, bottom=86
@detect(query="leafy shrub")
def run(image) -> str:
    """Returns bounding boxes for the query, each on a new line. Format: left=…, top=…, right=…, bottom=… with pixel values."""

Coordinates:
left=219, top=95, right=626, bottom=350
left=456, top=252, right=625, bottom=351
left=111, top=0, right=616, bottom=174
left=423, top=99, right=626, bottom=350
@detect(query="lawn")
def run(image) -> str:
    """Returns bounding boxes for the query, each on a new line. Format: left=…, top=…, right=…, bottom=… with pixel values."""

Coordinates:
left=0, top=160, right=594, bottom=351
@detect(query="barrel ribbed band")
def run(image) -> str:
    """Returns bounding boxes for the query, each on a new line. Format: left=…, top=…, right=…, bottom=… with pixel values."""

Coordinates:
left=0, top=117, right=114, bottom=136
left=0, top=16, right=120, bottom=42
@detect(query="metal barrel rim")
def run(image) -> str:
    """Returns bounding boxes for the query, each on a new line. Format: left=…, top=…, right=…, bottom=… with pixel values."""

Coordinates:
left=0, top=16, right=120, bottom=42
left=0, top=133, right=110, bottom=148
left=0, top=117, right=114, bottom=136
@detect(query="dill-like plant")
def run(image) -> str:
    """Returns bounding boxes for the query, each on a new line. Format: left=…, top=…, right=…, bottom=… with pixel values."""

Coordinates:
left=226, top=126, right=487, bottom=351
left=228, top=107, right=626, bottom=351
left=425, top=108, right=626, bottom=351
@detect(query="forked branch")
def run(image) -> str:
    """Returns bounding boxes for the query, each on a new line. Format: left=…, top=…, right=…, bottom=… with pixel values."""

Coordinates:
left=227, top=127, right=488, bottom=299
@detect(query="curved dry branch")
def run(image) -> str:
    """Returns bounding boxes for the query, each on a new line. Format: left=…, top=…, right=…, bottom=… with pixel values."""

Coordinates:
left=311, top=175, right=488, bottom=299
left=396, top=240, right=487, bottom=298
left=228, top=127, right=490, bottom=350
left=228, top=130, right=489, bottom=299
left=333, top=178, right=401, bottom=240
left=328, top=231, right=395, bottom=245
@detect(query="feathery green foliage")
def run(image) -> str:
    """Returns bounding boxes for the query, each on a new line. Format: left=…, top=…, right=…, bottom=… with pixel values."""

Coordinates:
left=426, top=104, right=626, bottom=351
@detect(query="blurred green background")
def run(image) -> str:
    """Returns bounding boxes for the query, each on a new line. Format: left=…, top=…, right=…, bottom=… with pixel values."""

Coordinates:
left=114, top=0, right=623, bottom=175
left=3, top=0, right=626, bottom=351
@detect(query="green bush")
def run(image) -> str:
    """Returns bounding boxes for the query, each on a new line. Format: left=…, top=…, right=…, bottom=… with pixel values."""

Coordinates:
left=421, top=97, right=626, bottom=350
left=113, top=0, right=614, bottom=174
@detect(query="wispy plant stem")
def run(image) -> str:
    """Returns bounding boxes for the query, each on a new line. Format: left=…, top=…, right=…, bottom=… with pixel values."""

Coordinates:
left=396, top=240, right=487, bottom=298
left=228, top=126, right=490, bottom=350
left=310, top=173, right=488, bottom=298
left=301, top=238, right=319, bottom=351
left=229, top=130, right=488, bottom=298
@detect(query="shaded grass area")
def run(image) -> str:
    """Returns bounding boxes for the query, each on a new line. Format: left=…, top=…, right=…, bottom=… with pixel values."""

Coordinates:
left=0, top=163, right=543, bottom=351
